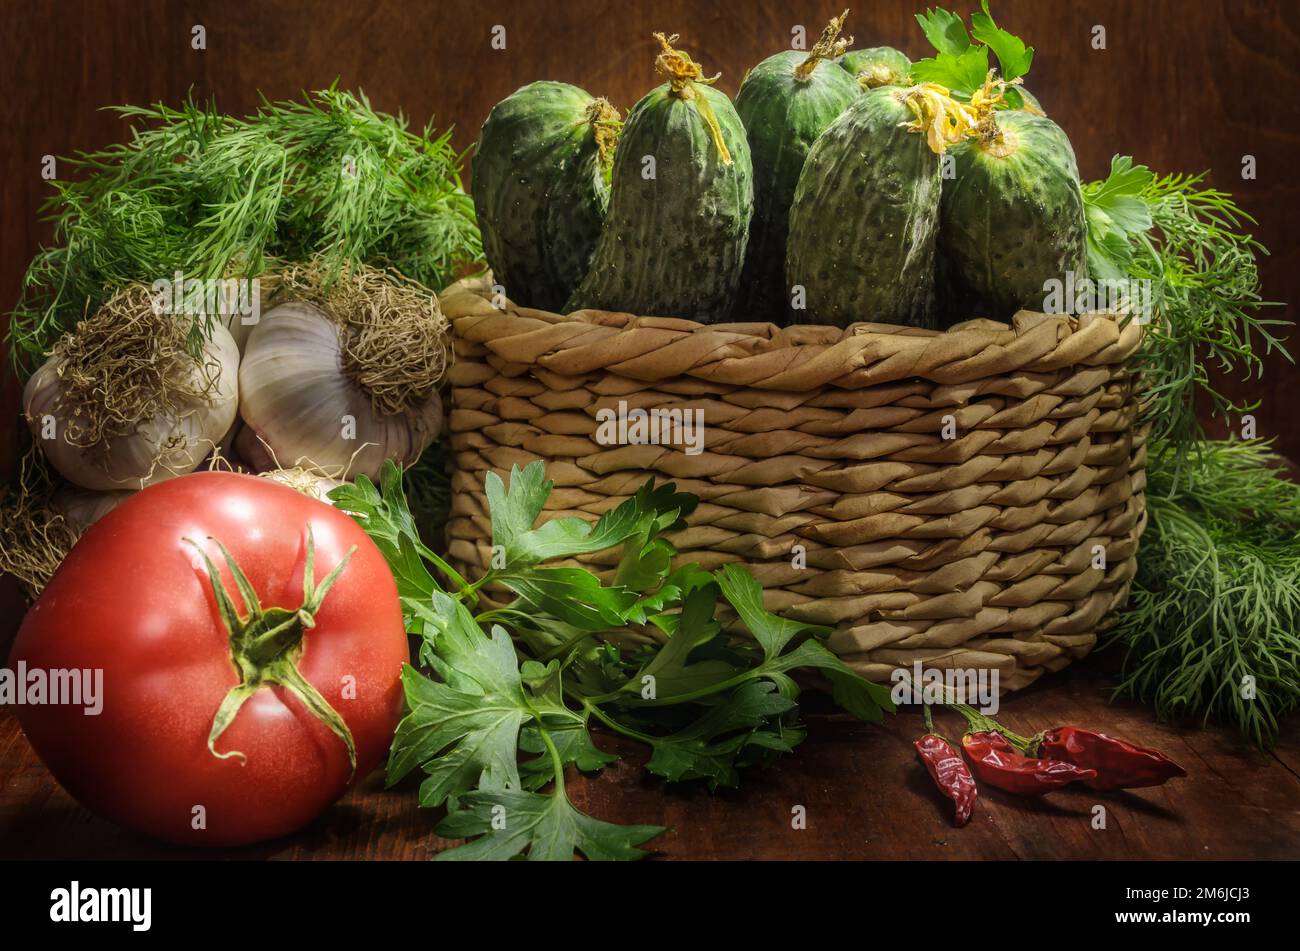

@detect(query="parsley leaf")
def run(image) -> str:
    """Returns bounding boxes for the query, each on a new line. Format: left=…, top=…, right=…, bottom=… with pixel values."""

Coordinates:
left=643, top=681, right=800, bottom=789
left=486, top=462, right=695, bottom=569
left=911, top=47, right=991, bottom=99
left=518, top=722, right=618, bottom=789
left=1082, top=155, right=1157, bottom=281
left=716, top=564, right=895, bottom=720
left=911, top=3, right=1034, bottom=99
left=390, top=659, right=523, bottom=807
left=970, top=0, right=1033, bottom=80
left=915, top=7, right=972, bottom=54
left=385, top=596, right=531, bottom=800
left=328, top=466, right=459, bottom=636
left=501, top=566, right=640, bottom=631
left=434, top=786, right=664, bottom=861
left=633, top=584, right=738, bottom=699
left=715, top=562, right=829, bottom=660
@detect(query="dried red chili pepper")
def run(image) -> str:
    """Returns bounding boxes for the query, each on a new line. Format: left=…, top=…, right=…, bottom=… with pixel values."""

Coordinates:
left=1036, top=726, right=1186, bottom=792
left=962, top=731, right=1096, bottom=795
left=915, top=733, right=977, bottom=827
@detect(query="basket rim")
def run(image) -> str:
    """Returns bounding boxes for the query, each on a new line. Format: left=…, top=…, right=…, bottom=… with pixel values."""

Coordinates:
left=441, top=283, right=1144, bottom=392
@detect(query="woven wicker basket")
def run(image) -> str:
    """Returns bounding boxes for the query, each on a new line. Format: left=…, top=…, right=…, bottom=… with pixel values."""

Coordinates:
left=440, top=284, right=1147, bottom=693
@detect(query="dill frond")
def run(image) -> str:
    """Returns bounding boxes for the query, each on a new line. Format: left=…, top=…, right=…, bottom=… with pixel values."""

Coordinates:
left=1108, top=439, right=1300, bottom=747
left=1128, top=173, right=1290, bottom=457
left=8, top=87, right=482, bottom=364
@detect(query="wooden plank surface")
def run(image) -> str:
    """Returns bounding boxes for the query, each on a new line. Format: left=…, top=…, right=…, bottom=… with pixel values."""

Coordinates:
left=3, top=653, right=1296, bottom=860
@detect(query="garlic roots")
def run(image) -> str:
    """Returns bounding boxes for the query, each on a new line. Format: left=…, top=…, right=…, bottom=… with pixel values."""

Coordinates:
left=23, top=288, right=240, bottom=491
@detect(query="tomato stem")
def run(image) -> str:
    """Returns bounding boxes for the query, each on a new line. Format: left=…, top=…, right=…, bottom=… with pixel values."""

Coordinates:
left=186, top=527, right=359, bottom=776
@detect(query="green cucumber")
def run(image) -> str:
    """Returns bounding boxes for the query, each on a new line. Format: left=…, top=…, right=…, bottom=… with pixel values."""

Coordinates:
left=840, top=46, right=912, bottom=89
left=939, top=109, right=1086, bottom=320
left=734, top=12, right=861, bottom=323
left=472, top=81, right=619, bottom=311
left=566, top=34, right=753, bottom=322
left=785, top=85, right=949, bottom=328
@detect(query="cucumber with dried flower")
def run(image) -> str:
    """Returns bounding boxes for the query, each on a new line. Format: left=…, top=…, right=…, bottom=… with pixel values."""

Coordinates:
left=939, top=96, right=1086, bottom=321
left=840, top=46, right=912, bottom=88
left=473, top=81, right=620, bottom=312
left=734, top=11, right=861, bottom=322
left=786, top=84, right=968, bottom=327
left=566, top=34, right=753, bottom=322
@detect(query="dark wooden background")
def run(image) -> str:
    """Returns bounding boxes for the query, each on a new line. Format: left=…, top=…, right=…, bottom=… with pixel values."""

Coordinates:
left=1, top=0, right=1297, bottom=465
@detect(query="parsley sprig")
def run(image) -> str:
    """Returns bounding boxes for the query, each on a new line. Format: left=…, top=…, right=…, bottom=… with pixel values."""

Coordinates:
left=332, top=461, right=893, bottom=860
left=912, top=2, right=1033, bottom=106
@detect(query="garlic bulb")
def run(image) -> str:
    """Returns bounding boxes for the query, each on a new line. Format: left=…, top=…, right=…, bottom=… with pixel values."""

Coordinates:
left=223, top=311, right=257, bottom=353
left=51, top=485, right=135, bottom=534
left=237, top=301, right=444, bottom=480
left=260, top=467, right=342, bottom=502
left=23, top=321, right=240, bottom=492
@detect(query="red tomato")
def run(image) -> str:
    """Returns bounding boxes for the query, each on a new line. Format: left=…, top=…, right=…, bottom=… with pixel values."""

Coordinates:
left=10, top=471, right=408, bottom=847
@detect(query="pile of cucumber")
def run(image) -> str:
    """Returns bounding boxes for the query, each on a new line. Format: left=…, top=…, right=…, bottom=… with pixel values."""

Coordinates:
left=472, top=17, right=1085, bottom=330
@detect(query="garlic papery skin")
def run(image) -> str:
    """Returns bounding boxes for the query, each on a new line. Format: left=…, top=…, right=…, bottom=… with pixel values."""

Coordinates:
left=260, top=467, right=342, bottom=503
left=224, top=310, right=257, bottom=353
left=237, top=301, right=443, bottom=480
left=51, top=485, right=135, bottom=534
left=23, top=324, right=241, bottom=492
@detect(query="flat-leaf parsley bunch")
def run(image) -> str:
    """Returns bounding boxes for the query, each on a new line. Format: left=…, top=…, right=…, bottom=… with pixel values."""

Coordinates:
left=332, top=462, right=893, bottom=860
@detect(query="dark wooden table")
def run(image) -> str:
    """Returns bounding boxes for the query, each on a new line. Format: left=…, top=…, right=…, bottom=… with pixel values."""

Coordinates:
left=2, top=652, right=1296, bottom=860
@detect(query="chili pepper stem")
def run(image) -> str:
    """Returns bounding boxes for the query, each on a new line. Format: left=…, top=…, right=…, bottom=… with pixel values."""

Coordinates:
left=893, top=668, right=1038, bottom=752
left=923, top=703, right=935, bottom=734
left=946, top=702, right=1036, bottom=753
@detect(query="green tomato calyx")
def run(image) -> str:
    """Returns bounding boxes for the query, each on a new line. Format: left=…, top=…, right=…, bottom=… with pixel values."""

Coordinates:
left=186, top=527, right=358, bottom=776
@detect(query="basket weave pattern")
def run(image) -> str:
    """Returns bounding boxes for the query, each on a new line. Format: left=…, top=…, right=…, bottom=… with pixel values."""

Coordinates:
left=442, top=288, right=1148, bottom=692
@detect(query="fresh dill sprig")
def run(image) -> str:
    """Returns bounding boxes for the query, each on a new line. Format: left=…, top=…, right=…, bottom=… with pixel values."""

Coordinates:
left=1134, top=174, right=1289, bottom=449
left=1086, top=158, right=1298, bottom=744
left=1083, top=158, right=1291, bottom=458
left=1108, top=439, right=1300, bottom=747
left=8, top=85, right=482, bottom=363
